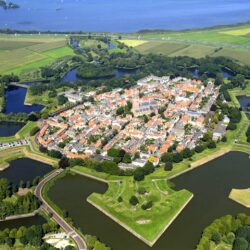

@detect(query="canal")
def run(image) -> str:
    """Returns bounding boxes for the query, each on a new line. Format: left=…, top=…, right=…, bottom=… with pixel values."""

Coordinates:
left=0, top=121, right=24, bottom=137
left=0, top=158, right=53, bottom=184
left=4, top=86, right=44, bottom=114
left=48, top=152, right=250, bottom=250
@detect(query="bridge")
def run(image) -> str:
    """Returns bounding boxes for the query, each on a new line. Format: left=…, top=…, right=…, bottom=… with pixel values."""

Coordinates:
left=35, top=169, right=87, bottom=250
left=9, top=82, right=29, bottom=89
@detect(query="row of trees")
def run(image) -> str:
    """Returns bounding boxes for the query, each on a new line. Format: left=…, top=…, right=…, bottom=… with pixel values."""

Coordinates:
left=0, top=220, right=60, bottom=249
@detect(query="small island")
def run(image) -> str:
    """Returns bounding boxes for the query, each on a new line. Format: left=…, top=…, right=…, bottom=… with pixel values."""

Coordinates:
left=229, top=188, right=250, bottom=208
left=0, top=0, right=19, bottom=10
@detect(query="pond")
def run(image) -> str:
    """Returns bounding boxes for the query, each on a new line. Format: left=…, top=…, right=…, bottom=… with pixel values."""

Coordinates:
left=0, top=158, right=53, bottom=185
left=0, top=215, right=46, bottom=231
left=63, top=67, right=139, bottom=83
left=48, top=152, right=250, bottom=250
left=237, top=96, right=250, bottom=120
left=4, top=86, right=44, bottom=114
left=0, top=121, right=24, bottom=137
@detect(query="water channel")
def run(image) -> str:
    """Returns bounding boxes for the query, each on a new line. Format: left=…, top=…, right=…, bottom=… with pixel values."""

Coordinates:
left=47, top=151, right=250, bottom=250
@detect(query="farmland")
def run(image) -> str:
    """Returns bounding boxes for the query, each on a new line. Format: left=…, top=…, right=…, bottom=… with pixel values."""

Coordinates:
left=118, top=23, right=250, bottom=65
left=0, top=34, right=74, bottom=78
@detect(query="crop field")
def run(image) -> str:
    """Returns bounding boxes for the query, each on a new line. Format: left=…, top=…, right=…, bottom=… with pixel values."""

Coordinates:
left=221, top=27, right=250, bottom=36
left=133, top=40, right=250, bottom=64
left=119, top=39, right=148, bottom=47
left=136, top=41, right=188, bottom=55
left=0, top=35, right=74, bottom=76
left=136, top=24, right=250, bottom=46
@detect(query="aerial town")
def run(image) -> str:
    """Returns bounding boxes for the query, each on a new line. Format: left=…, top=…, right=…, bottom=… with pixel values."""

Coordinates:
left=37, top=75, right=226, bottom=169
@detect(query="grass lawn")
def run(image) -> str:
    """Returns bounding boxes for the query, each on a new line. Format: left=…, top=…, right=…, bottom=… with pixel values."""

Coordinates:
left=229, top=188, right=250, bottom=208
left=80, top=39, right=108, bottom=49
left=0, top=35, right=74, bottom=78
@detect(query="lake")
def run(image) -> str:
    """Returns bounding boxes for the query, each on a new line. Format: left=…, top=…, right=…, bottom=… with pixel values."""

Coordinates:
left=0, top=157, right=53, bottom=184
left=0, top=214, right=46, bottom=231
left=0, top=158, right=53, bottom=231
left=0, top=121, right=24, bottom=136
left=0, top=0, right=250, bottom=32
left=4, top=86, right=44, bottom=114
left=48, top=151, right=250, bottom=250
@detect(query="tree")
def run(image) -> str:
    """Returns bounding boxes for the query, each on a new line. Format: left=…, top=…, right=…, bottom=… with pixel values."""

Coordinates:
left=233, top=237, right=248, bottom=250
left=182, top=148, right=192, bottom=159
left=58, top=95, right=68, bottom=105
left=211, top=232, right=221, bottom=244
left=129, top=196, right=139, bottom=206
left=117, top=196, right=123, bottom=203
left=59, top=157, right=70, bottom=169
left=208, top=141, right=216, bottom=149
left=161, top=152, right=173, bottom=163
left=123, top=153, right=132, bottom=163
left=195, top=145, right=204, bottom=153
left=133, top=168, right=145, bottom=181
left=173, top=153, right=183, bottom=163
left=48, top=150, right=62, bottom=159
left=164, top=162, right=173, bottom=171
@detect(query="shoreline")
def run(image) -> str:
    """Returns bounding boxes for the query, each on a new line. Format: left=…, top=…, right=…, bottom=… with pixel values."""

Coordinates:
left=0, top=209, right=39, bottom=222
left=0, top=20, right=250, bottom=35
left=168, top=148, right=232, bottom=180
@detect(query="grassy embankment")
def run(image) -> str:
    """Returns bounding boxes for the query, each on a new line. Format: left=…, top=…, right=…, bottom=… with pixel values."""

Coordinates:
left=0, top=121, right=58, bottom=169
left=0, top=34, right=74, bottom=81
left=120, top=24, right=250, bottom=65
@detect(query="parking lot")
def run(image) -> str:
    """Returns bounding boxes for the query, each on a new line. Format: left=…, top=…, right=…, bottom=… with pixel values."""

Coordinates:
left=0, top=139, right=29, bottom=151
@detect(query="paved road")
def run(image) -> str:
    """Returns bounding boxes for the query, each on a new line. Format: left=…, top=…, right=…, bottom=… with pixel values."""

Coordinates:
left=35, top=169, right=87, bottom=250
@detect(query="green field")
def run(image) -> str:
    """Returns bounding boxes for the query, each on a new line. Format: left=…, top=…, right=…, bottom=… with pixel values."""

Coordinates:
left=0, top=35, right=74, bottom=77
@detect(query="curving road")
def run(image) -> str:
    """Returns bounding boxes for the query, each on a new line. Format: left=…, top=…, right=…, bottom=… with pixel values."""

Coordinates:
left=35, top=169, right=87, bottom=250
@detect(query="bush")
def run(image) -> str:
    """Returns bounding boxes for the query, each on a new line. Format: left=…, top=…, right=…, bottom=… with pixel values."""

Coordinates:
left=195, top=145, right=204, bottom=153
left=137, top=187, right=147, bottom=195
left=141, top=201, right=153, bottom=210
left=30, top=126, right=40, bottom=136
left=129, top=196, right=139, bottom=206
left=208, top=141, right=216, bottom=149
left=227, top=122, right=237, bottom=131
left=117, top=196, right=123, bottom=203
left=221, top=136, right=227, bottom=142
left=164, top=162, right=173, bottom=171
